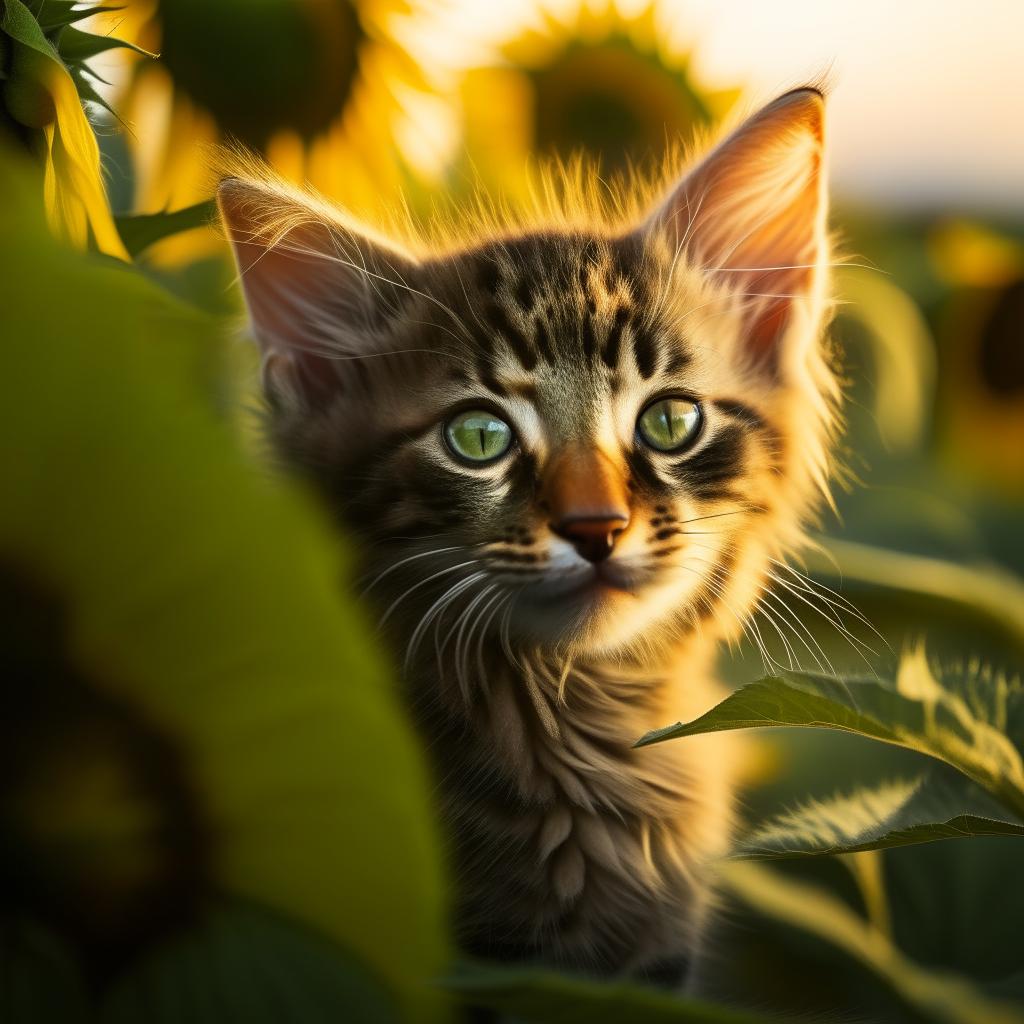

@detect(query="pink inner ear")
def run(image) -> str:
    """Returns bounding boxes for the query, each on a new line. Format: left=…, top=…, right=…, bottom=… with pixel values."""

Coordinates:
left=230, top=218, right=347, bottom=405
left=651, top=88, right=827, bottom=359
left=217, top=178, right=415, bottom=408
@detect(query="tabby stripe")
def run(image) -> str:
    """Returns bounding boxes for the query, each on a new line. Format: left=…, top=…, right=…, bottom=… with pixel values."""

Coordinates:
left=632, top=328, right=660, bottom=379
left=713, top=398, right=766, bottom=431
left=625, top=448, right=671, bottom=496
left=663, top=346, right=691, bottom=375
left=670, top=424, right=746, bottom=500
left=514, top=276, right=535, bottom=309
left=475, top=351, right=508, bottom=396
left=476, top=257, right=500, bottom=293
left=601, top=307, right=629, bottom=369
left=581, top=312, right=598, bottom=361
left=487, top=301, right=537, bottom=371
left=533, top=316, right=555, bottom=363
left=503, top=446, right=538, bottom=495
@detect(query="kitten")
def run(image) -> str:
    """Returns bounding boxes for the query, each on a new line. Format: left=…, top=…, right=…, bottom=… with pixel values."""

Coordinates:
left=218, top=87, right=838, bottom=984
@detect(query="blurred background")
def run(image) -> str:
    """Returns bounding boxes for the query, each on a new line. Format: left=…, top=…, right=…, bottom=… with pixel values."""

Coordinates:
left=1, top=1, right=1023, bottom=1021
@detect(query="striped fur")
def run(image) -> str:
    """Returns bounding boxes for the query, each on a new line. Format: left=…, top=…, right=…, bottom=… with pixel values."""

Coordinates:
left=219, top=88, right=840, bottom=983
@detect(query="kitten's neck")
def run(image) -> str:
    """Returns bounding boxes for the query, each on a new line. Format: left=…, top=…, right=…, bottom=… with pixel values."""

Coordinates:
left=410, top=632, right=718, bottom=812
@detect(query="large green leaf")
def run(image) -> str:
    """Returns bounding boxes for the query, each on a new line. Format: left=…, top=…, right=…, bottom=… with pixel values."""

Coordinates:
left=444, top=963, right=773, bottom=1024
left=883, top=837, right=1024, bottom=992
left=0, top=924, right=93, bottom=1024
left=103, top=903, right=396, bottom=1024
left=720, top=862, right=1024, bottom=1024
left=738, top=767, right=1024, bottom=859
left=0, top=148, right=449, bottom=1021
left=807, top=539, right=1024, bottom=656
left=638, top=649, right=1024, bottom=821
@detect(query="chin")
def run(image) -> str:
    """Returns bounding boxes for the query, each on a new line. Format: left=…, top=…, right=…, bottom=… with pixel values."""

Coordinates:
left=508, top=564, right=696, bottom=657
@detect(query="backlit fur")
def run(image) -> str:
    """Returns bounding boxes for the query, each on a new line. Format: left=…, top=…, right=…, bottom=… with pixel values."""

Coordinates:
left=218, top=88, right=841, bottom=983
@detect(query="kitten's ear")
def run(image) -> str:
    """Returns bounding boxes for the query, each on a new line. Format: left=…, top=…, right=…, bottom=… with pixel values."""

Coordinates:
left=217, top=177, right=414, bottom=409
left=649, top=87, right=828, bottom=362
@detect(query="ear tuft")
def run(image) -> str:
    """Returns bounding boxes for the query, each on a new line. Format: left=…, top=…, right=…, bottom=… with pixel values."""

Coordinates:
left=217, top=176, right=415, bottom=410
left=648, top=87, right=828, bottom=363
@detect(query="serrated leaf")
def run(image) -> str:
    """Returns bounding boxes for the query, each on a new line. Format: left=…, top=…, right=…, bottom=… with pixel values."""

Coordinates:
left=638, top=650, right=1024, bottom=820
left=721, top=862, right=1024, bottom=1024
left=443, top=963, right=773, bottom=1024
left=114, top=199, right=216, bottom=258
left=738, top=767, right=1024, bottom=859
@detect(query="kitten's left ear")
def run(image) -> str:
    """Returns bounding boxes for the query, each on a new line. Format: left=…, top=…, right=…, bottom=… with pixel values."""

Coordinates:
left=648, top=87, right=828, bottom=363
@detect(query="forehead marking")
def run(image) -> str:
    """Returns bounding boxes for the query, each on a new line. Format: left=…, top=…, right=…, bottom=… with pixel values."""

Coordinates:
left=601, top=306, right=630, bottom=370
left=486, top=300, right=537, bottom=371
left=533, top=314, right=555, bottom=363
left=632, top=326, right=660, bottom=379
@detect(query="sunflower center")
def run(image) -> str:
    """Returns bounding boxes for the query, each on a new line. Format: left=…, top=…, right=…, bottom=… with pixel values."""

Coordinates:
left=0, top=564, right=211, bottom=981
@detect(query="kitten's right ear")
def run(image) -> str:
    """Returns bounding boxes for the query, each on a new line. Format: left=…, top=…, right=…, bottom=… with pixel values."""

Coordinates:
left=217, top=177, right=414, bottom=409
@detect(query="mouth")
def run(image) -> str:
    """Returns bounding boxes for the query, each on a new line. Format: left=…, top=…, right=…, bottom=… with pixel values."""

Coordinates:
left=590, top=562, right=639, bottom=593
left=527, top=560, right=646, bottom=604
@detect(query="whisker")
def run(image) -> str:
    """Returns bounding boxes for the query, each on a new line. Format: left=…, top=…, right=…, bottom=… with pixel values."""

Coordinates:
left=378, top=559, right=480, bottom=629
left=405, top=571, right=486, bottom=672
left=360, top=545, right=465, bottom=595
left=757, top=584, right=834, bottom=676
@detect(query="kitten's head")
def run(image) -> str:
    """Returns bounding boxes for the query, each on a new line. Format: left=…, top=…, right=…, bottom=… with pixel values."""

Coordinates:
left=219, top=88, right=838, bottom=663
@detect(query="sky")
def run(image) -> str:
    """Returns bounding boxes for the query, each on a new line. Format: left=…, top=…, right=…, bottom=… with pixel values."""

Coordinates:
left=404, top=0, right=1024, bottom=215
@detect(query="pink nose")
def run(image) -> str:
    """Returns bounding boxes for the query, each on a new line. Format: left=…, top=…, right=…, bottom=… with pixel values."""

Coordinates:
left=551, top=515, right=629, bottom=563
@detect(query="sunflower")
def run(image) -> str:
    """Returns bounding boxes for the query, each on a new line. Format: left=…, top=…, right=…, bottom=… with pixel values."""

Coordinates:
left=97, top=0, right=423, bottom=264
left=928, top=220, right=1024, bottom=493
left=455, top=1, right=740, bottom=202
left=0, top=0, right=136, bottom=257
left=0, top=149, right=449, bottom=1021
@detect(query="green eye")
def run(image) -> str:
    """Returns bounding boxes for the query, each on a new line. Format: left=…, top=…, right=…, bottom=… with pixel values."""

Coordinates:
left=444, top=409, right=513, bottom=463
left=637, top=397, right=702, bottom=452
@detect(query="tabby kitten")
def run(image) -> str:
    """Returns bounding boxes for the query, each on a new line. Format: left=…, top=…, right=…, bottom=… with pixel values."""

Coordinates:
left=218, top=87, right=838, bottom=984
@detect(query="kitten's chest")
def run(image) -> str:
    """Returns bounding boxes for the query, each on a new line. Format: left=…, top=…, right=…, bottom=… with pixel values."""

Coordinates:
left=414, top=654, right=729, bottom=970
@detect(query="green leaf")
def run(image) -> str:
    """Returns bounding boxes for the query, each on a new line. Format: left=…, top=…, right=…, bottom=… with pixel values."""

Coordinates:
left=55, top=24, right=154, bottom=64
left=0, top=149, right=449, bottom=1022
left=2, top=0, right=62, bottom=65
left=721, top=861, right=1024, bottom=1024
left=884, top=837, right=1024, bottom=989
left=35, top=3, right=123, bottom=33
left=637, top=650, right=1024, bottom=820
left=738, top=767, right=1024, bottom=859
left=114, top=199, right=216, bottom=258
left=103, top=902, right=397, bottom=1024
left=68, top=65, right=114, bottom=116
left=444, top=963, right=774, bottom=1024
left=808, top=538, right=1024, bottom=655
left=0, top=923, right=94, bottom=1024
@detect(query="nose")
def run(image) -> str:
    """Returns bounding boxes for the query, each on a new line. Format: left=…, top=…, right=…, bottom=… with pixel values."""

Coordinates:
left=551, top=515, right=629, bottom=563
left=542, top=444, right=631, bottom=563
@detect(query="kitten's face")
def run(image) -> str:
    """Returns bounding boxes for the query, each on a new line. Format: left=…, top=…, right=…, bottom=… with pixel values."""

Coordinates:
left=220, top=88, right=835, bottom=662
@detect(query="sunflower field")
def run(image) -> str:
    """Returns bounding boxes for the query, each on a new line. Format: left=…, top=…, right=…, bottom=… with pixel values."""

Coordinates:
left=2, top=2, right=1023, bottom=1022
